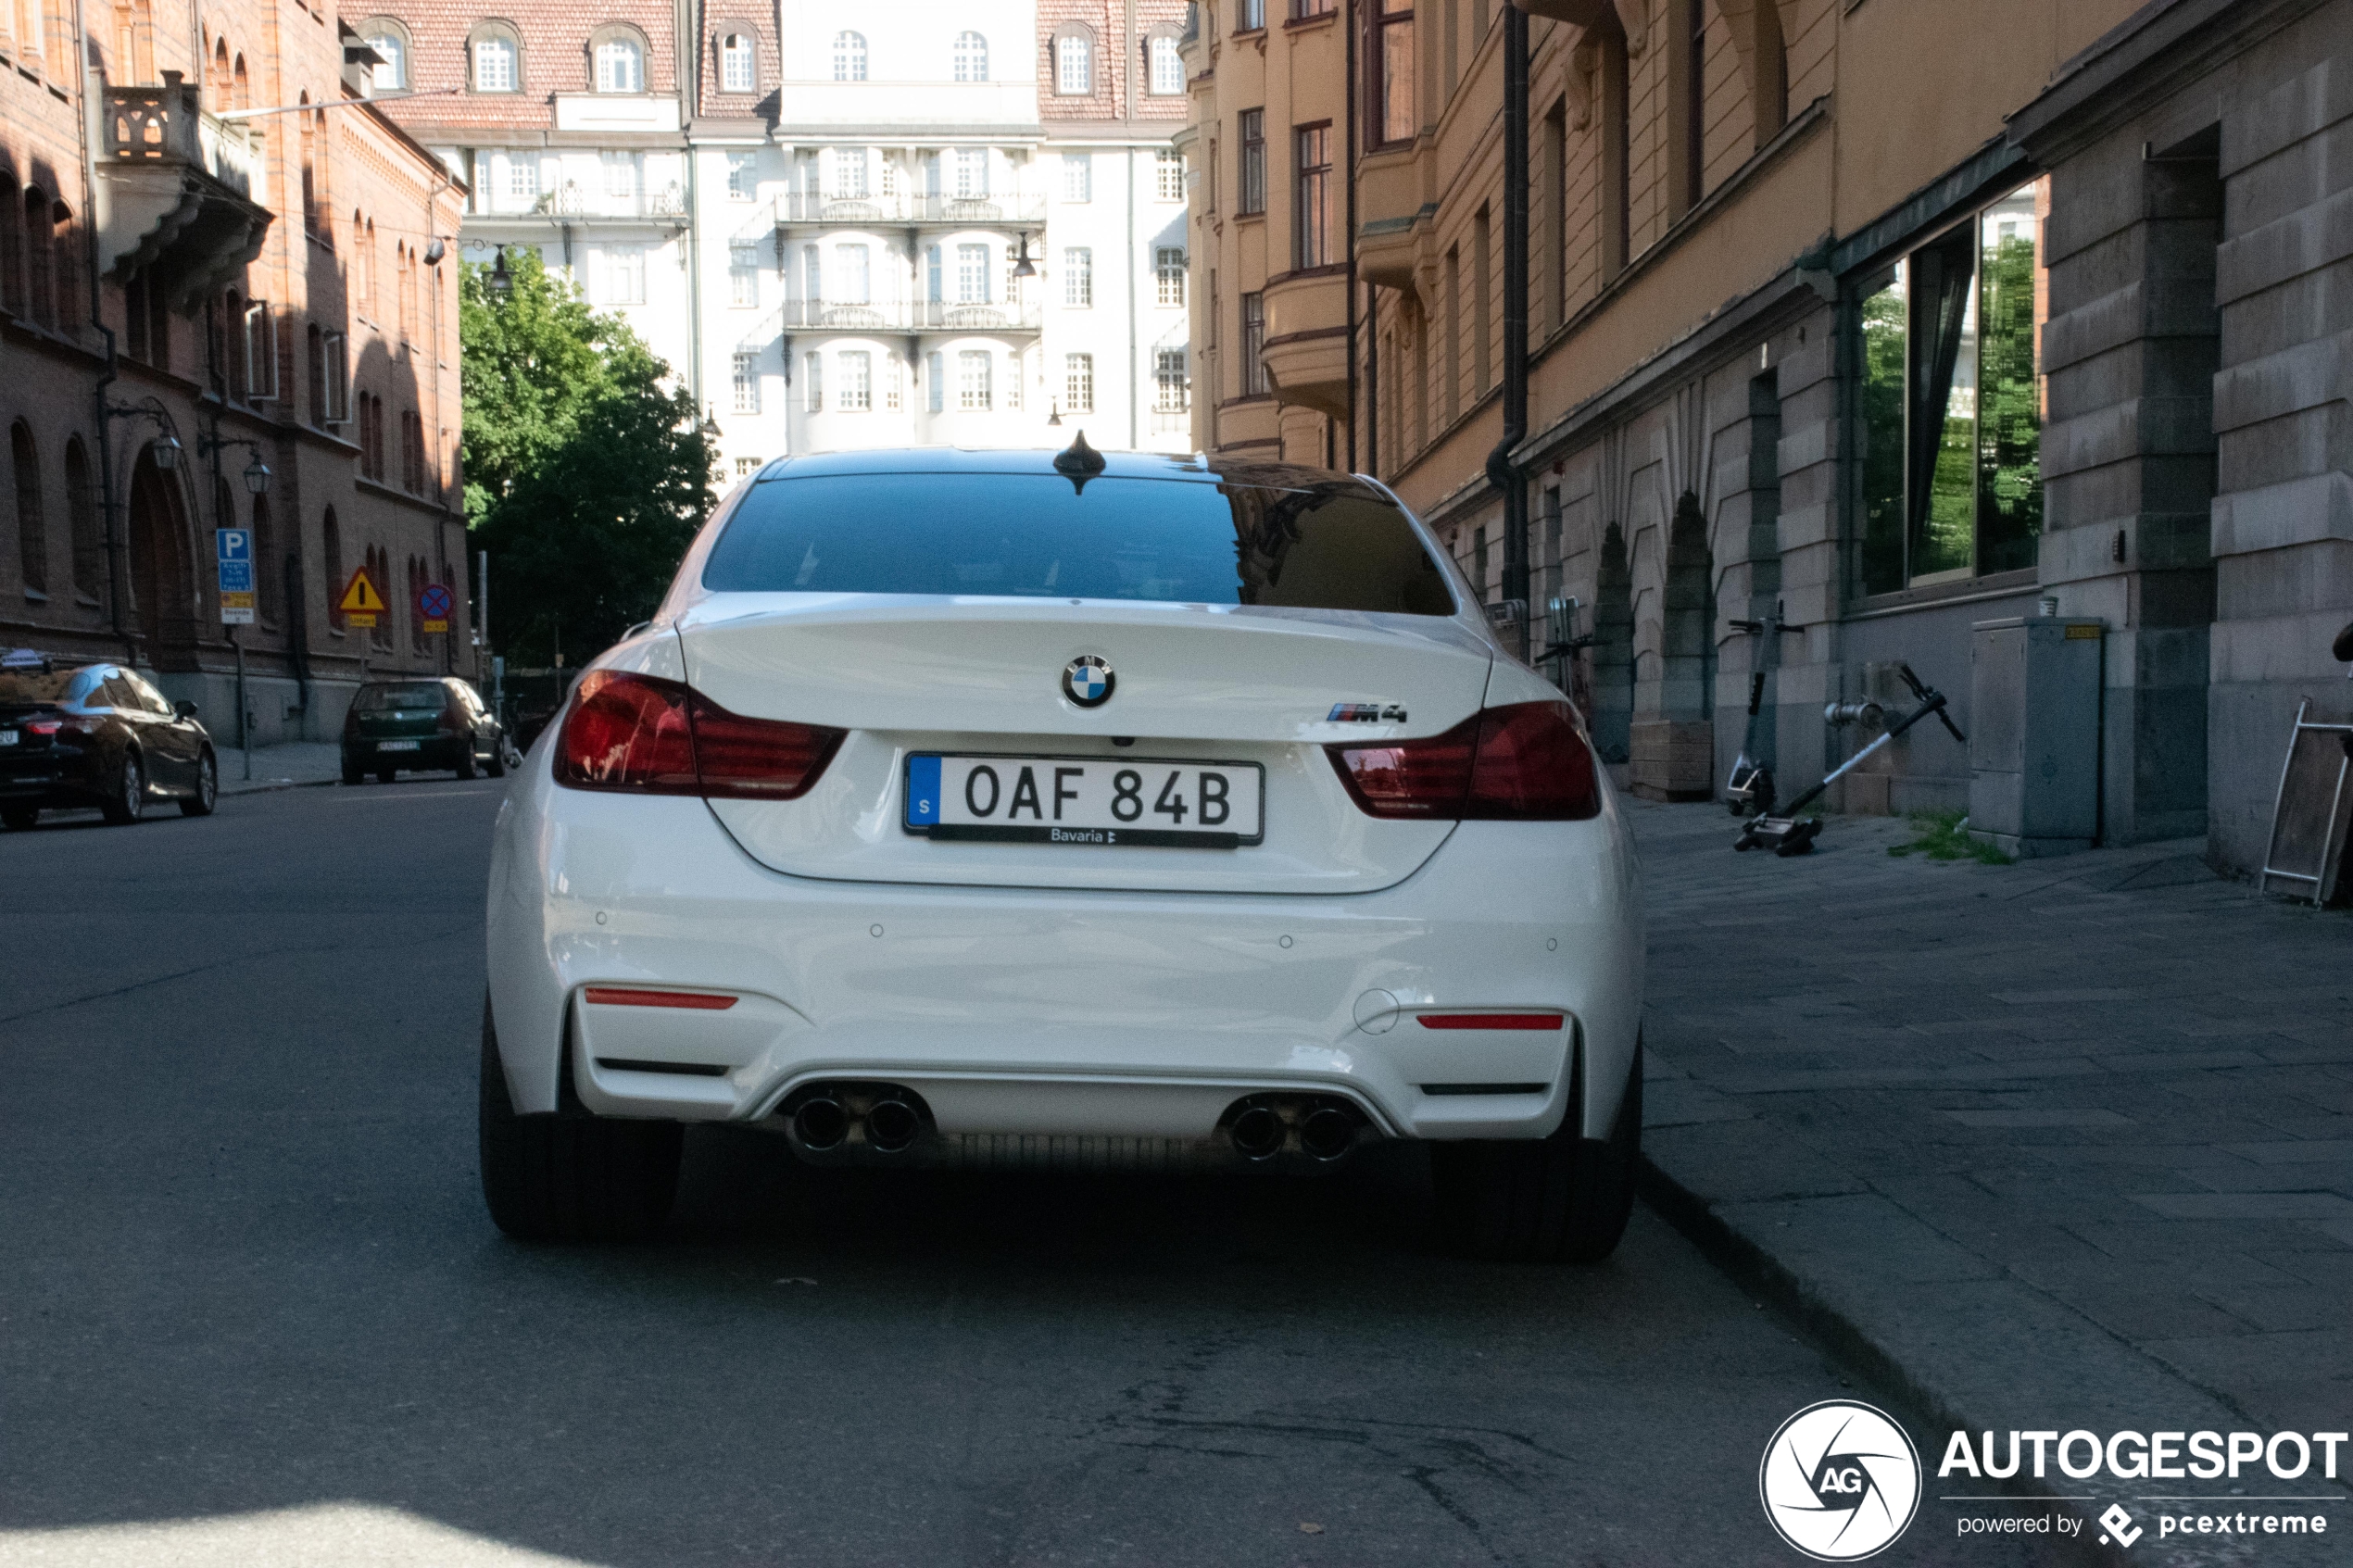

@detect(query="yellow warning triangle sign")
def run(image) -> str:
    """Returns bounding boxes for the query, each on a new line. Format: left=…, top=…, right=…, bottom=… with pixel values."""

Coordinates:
left=337, top=567, right=387, bottom=616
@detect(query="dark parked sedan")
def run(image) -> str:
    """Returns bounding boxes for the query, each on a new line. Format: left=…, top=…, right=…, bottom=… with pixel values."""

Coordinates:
left=342, top=678, right=508, bottom=784
left=0, top=654, right=219, bottom=828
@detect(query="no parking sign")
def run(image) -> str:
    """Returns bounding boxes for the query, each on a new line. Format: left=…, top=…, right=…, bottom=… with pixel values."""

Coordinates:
left=420, top=583, right=452, bottom=635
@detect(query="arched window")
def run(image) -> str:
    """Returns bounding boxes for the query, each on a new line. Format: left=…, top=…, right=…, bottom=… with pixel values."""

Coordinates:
left=44, top=197, right=74, bottom=332
left=357, top=18, right=409, bottom=91
left=0, top=171, right=20, bottom=317
left=718, top=30, right=755, bottom=92
left=13, top=421, right=46, bottom=596
left=208, top=35, right=230, bottom=105
left=232, top=52, right=249, bottom=110
left=592, top=28, right=645, bottom=94
left=64, top=437, right=99, bottom=599
left=952, top=31, right=986, bottom=82
left=1052, top=28, right=1092, bottom=95
left=298, top=93, right=318, bottom=230
left=1147, top=31, right=1183, bottom=94
left=23, top=188, right=54, bottom=332
left=832, top=30, right=865, bottom=82
left=468, top=23, right=521, bottom=93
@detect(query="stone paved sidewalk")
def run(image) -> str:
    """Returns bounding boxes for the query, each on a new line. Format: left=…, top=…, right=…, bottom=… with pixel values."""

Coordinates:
left=1629, top=800, right=2353, bottom=1559
left=215, top=740, right=345, bottom=795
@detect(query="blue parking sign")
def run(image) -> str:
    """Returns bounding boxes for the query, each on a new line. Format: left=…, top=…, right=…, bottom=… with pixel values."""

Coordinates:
left=216, top=529, right=256, bottom=624
left=217, top=528, right=251, bottom=563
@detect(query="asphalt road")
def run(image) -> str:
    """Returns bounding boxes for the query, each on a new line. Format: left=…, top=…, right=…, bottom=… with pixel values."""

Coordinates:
left=0, top=781, right=2063, bottom=1567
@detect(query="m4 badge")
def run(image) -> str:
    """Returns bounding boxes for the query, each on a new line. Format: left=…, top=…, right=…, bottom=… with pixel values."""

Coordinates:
left=1327, top=703, right=1409, bottom=723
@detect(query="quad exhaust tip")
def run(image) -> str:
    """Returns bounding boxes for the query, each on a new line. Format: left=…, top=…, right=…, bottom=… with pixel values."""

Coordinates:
left=1229, top=1105, right=1286, bottom=1160
left=865, top=1096, right=922, bottom=1153
left=1222, top=1095, right=1368, bottom=1163
left=793, top=1095, right=849, bottom=1151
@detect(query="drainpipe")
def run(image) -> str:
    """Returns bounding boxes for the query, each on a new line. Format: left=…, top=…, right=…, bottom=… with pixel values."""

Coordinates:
left=1484, top=4, right=1529, bottom=649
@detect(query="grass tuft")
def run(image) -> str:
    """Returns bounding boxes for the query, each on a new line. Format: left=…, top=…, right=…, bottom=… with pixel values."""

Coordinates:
left=1888, top=809, right=2013, bottom=865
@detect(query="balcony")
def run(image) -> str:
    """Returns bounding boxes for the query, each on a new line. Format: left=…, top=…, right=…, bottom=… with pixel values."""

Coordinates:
left=552, top=94, right=681, bottom=133
left=774, top=297, right=1043, bottom=332
left=468, top=182, right=689, bottom=228
left=1259, top=270, right=1351, bottom=418
left=773, top=192, right=1048, bottom=229
left=99, top=75, right=272, bottom=304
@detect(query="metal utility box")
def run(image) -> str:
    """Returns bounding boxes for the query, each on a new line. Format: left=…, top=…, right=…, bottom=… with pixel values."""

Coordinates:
left=1969, top=618, right=2104, bottom=857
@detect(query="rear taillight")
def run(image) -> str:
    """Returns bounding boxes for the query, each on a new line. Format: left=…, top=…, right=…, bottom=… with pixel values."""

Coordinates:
left=1327, top=700, right=1600, bottom=821
left=22, top=719, right=62, bottom=736
left=555, top=671, right=844, bottom=800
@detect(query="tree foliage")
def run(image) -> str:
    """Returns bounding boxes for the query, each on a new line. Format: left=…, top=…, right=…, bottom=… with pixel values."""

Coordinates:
left=460, top=249, right=714, bottom=663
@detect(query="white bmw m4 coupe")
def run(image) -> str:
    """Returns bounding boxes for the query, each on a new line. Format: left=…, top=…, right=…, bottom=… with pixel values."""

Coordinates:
left=481, top=445, right=1645, bottom=1261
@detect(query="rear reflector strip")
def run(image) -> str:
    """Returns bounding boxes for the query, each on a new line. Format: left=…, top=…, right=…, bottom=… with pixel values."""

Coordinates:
left=595, top=1058, right=732, bottom=1077
left=1415, top=1013, right=1565, bottom=1031
left=1420, top=1082, right=1553, bottom=1097
left=582, top=987, right=738, bottom=1010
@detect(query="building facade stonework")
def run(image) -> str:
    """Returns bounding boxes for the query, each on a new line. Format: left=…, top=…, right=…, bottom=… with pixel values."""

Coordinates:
left=3, top=0, right=469, bottom=735
left=1182, top=0, right=2353, bottom=878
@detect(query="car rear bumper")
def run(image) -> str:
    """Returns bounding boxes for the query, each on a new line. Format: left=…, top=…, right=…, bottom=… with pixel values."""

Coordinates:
left=347, top=736, right=467, bottom=768
left=486, top=742, right=1645, bottom=1144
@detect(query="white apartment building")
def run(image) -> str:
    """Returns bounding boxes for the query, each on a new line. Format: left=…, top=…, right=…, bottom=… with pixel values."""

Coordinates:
left=371, top=0, right=1189, bottom=479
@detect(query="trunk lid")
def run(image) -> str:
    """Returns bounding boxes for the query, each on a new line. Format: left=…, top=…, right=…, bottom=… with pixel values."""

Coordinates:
left=678, top=596, right=1491, bottom=895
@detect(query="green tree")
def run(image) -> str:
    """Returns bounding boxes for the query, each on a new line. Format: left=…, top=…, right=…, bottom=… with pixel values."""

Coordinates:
left=460, top=250, right=714, bottom=661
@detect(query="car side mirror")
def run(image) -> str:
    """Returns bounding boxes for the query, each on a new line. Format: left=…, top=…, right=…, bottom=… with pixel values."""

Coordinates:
left=173, top=700, right=200, bottom=720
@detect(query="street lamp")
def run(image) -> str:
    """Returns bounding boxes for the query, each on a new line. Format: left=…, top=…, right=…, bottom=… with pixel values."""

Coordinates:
left=488, top=245, right=513, bottom=297
left=1045, top=401, right=1062, bottom=427
left=241, top=458, right=272, bottom=495
left=150, top=431, right=183, bottom=470
left=698, top=408, right=722, bottom=438
left=1011, top=232, right=1038, bottom=280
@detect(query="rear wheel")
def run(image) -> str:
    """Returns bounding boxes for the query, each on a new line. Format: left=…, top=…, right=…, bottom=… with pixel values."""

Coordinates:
left=180, top=750, right=218, bottom=816
left=486, top=744, right=508, bottom=779
left=456, top=745, right=479, bottom=781
left=98, top=752, right=145, bottom=825
left=479, top=997, right=682, bottom=1242
left=1430, top=1044, right=1642, bottom=1264
left=1, top=806, right=36, bottom=831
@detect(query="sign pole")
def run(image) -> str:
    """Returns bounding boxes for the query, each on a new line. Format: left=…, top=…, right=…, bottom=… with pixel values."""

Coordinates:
left=217, top=528, right=258, bottom=780
left=234, top=628, right=250, bottom=780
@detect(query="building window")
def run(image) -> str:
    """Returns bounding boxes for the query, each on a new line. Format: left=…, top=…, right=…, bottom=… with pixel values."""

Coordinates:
left=1292, top=0, right=1334, bottom=14
left=1294, top=123, right=1332, bottom=268
left=321, top=331, right=349, bottom=421
left=803, top=353, right=823, bottom=411
left=1063, top=247, right=1092, bottom=307
left=359, top=19, right=408, bottom=91
left=505, top=154, right=538, bottom=205
left=926, top=350, right=944, bottom=411
left=1370, top=0, right=1415, bottom=147
left=1155, top=247, right=1186, bottom=307
left=831, top=145, right=868, bottom=197
left=726, top=152, right=754, bottom=199
left=956, top=243, right=989, bottom=304
left=839, top=350, right=873, bottom=410
left=1237, top=109, right=1265, bottom=215
left=1148, top=34, right=1183, bottom=94
left=593, top=245, right=646, bottom=305
left=470, top=30, right=519, bottom=92
left=734, top=456, right=762, bottom=479
left=1054, top=31, right=1091, bottom=95
left=1155, top=148, right=1184, bottom=202
left=952, top=148, right=988, bottom=199
left=729, top=245, right=759, bottom=307
left=728, top=352, right=759, bottom=414
left=595, top=34, right=644, bottom=93
left=924, top=245, right=942, bottom=301
left=953, top=30, right=987, bottom=82
left=1240, top=290, right=1266, bottom=395
left=958, top=350, right=993, bottom=410
left=244, top=300, right=277, bottom=400
left=801, top=244, right=822, bottom=301
left=1064, top=353, right=1095, bottom=414
left=1856, top=182, right=2045, bottom=594
left=720, top=32, right=755, bottom=92
left=1154, top=348, right=1189, bottom=410
left=12, top=422, right=45, bottom=596
left=1062, top=152, right=1091, bottom=203
left=837, top=243, right=870, bottom=304
left=603, top=153, right=636, bottom=202
left=1237, top=0, right=1265, bottom=30
left=886, top=357, right=903, bottom=409
left=833, top=30, right=865, bottom=81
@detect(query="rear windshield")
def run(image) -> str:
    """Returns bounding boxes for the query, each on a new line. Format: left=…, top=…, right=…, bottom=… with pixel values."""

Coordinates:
left=0, top=669, right=84, bottom=706
left=353, top=683, right=448, bottom=712
left=701, top=472, right=1457, bottom=616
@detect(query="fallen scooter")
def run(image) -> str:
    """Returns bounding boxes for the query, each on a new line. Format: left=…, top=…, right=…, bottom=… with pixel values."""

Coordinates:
left=1734, top=663, right=1966, bottom=856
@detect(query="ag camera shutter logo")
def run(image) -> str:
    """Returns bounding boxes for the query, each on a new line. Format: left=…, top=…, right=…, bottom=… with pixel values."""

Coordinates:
left=1759, top=1400, right=1922, bottom=1561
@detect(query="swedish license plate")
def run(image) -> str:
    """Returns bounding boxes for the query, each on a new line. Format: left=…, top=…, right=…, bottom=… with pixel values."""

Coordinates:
left=0, top=731, right=17, bottom=746
left=378, top=739, right=422, bottom=752
left=905, top=755, right=1264, bottom=848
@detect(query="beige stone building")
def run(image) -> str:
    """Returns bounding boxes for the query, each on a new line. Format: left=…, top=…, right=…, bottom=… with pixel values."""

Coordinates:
left=3, top=0, right=469, bottom=744
left=1182, top=0, right=2353, bottom=875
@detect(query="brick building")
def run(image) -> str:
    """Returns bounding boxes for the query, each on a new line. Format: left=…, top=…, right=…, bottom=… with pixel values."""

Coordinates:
left=2, top=0, right=470, bottom=742
left=1182, top=0, right=2353, bottom=878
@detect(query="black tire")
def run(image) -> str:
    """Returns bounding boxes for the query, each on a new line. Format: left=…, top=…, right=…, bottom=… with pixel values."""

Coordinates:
left=1, top=806, right=36, bottom=831
left=486, top=745, right=509, bottom=779
left=98, top=751, right=145, bottom=825
left=1430, top=1043, right=1642, bottom=1264
left=377, top=767, right=397, bottom=784
left=479, top=997, right=682, bottom=1242
left=457, top=746, right=479, bottom=781
left=180, top=749, right=218, bottom=816
left=342, top=753, right=364, bottom=786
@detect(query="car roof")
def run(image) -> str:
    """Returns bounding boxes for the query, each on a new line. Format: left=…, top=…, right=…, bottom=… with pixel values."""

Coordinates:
left=746, top=447, right=1388, bottom=500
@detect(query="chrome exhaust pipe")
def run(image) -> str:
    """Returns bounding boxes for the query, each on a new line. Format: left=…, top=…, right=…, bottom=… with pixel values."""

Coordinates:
left=1299, top=1107, right=1357, bottom=1161
left=793, top=1096, right=849, bottom=1151
left=865, top=1095, right=921, bottom=1153
left=1229, top=1105, right=1285, bottom=1160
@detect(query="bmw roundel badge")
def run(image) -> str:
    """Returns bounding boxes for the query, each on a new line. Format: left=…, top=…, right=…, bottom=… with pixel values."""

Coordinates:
left=1063, top=655, right=1115, bottom=708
